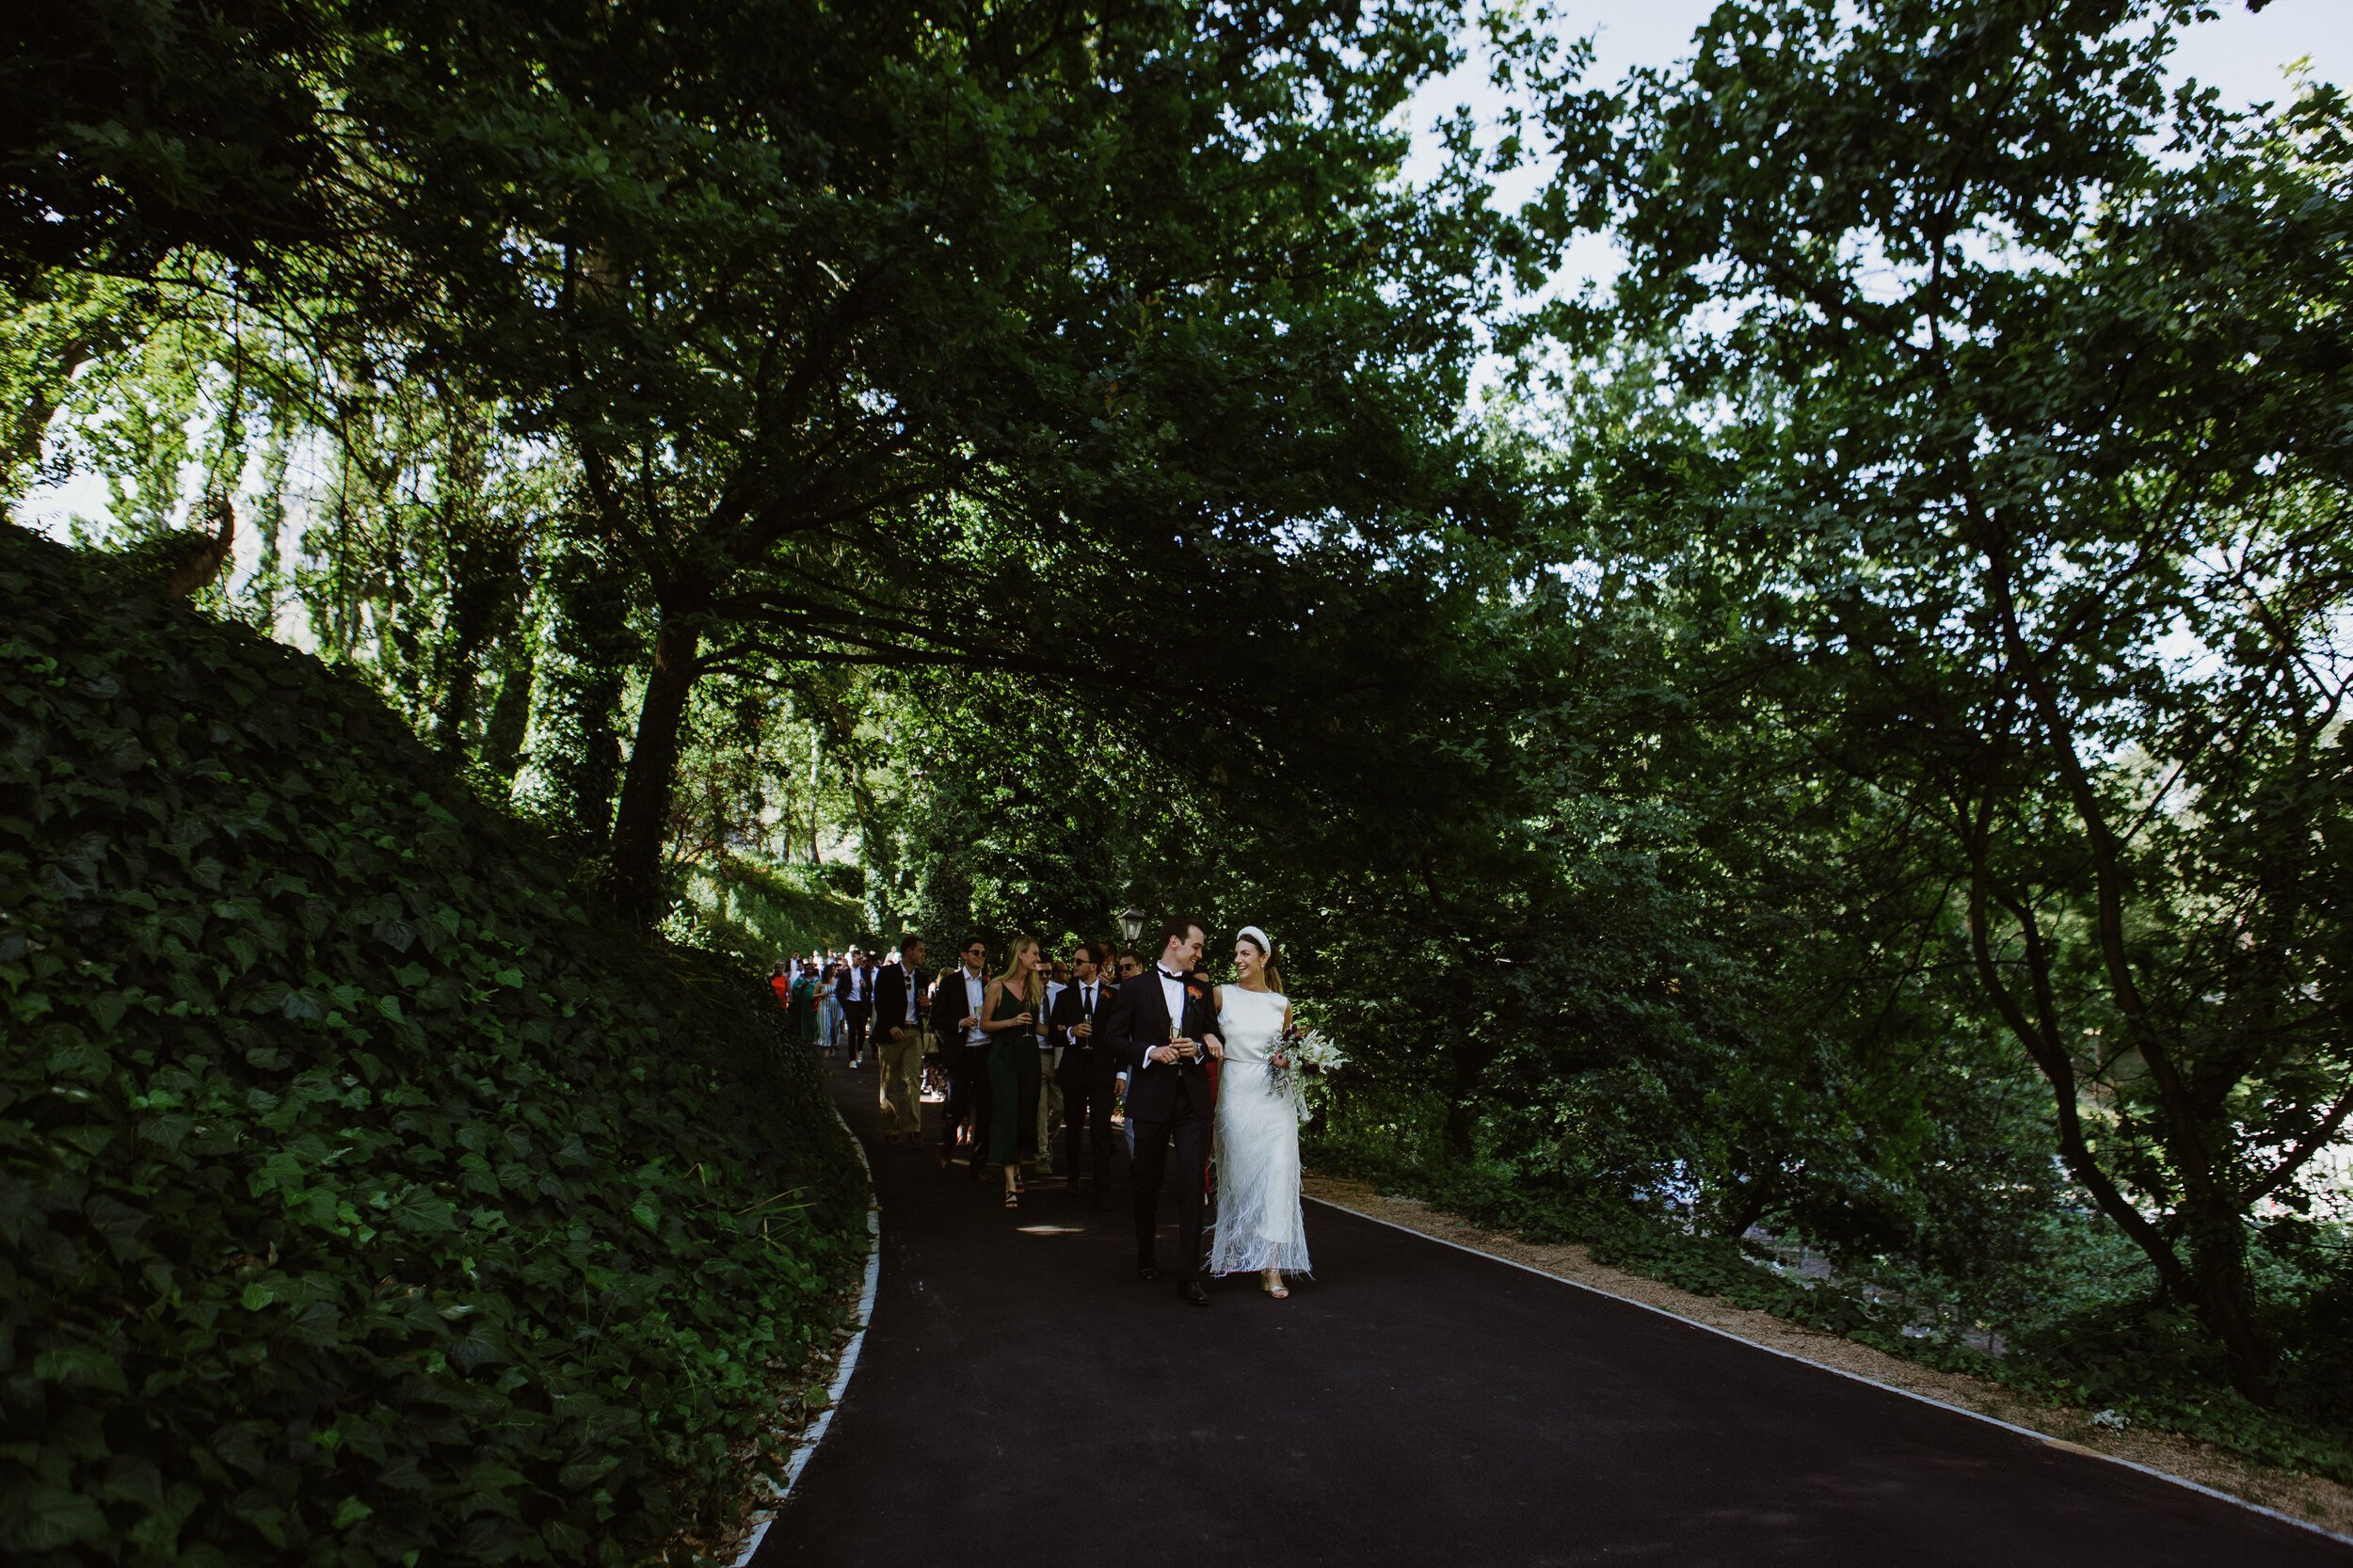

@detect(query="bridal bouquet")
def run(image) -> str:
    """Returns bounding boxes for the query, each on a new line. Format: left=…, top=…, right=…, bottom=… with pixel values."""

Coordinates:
left=1268, top=1025, right=1346, bottom=1122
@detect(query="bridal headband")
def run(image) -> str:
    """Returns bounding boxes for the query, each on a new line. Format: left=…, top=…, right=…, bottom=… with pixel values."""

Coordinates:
left=1237, top=925, right=1273, bottom=954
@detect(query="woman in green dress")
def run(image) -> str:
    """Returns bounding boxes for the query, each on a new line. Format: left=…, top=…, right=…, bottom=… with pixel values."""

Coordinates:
left=788, top=964, right=821, bottom=1048
left=982, top=936, right=1044, bottom=1208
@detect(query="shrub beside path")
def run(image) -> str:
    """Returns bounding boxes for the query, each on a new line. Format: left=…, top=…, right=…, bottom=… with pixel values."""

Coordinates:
left=0, top=524, right=866, bottom=1563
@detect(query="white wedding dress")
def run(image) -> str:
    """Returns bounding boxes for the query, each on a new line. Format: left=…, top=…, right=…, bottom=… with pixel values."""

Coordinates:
left=1208, top=986, right=1312, bottom=1278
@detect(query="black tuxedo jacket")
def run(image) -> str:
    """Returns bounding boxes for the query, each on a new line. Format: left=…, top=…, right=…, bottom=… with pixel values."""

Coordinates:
left=1100, top=968, right=1219, bottom=1123
left=928, top=967, right=987, bottom=1048
left=834, top=964, right=876, bottom=1010
left=1048, top=977, right=1117, bottom=1087
left=872, top=963, right=926, bottom=1041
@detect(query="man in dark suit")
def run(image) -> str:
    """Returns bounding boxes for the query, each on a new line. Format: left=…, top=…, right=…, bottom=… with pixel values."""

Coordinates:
left=1048, top=941, right=1119, bottom=1208
left=930, top=936, right=994, bottom=1176
left=1100, top=917, right=1223, bottom=1305
left=836, top=948, right=874, bottom=1067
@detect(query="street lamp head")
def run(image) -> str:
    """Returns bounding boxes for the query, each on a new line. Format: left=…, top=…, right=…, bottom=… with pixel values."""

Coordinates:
left=1116, top=905, right=1146, bottom=945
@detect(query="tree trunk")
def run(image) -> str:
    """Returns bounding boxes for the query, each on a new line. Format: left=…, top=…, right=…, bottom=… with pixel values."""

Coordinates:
left=1441, top=1035, right=1501, bottom=1162
left=477, top=636, right=537, bottom=791
left=2184, top=1192, right=2278, bottom=1404
left=608, top=616, right=702, bottom=929
left=1963, top=494, right=2279, bottom=1401
left=1717, top=1171, right=1775, bottom=1239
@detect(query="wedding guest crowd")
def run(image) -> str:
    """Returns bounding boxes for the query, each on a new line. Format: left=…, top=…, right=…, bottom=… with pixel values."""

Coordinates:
left=775, top=918, right=1313, bottom=1307
left=776, top=932, right=1163, bottom=1212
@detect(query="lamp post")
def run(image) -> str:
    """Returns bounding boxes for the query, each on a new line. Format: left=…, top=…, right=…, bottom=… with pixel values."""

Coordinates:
left=1116, top=906, right=1146, bottom=947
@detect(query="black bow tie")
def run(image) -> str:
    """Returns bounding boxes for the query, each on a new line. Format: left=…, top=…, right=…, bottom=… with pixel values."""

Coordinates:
left=1158, top=968, right=1186, bottom=983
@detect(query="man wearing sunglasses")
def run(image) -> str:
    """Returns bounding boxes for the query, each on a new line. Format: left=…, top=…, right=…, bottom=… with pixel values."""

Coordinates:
left=930, top=937, right=995, bottom=1176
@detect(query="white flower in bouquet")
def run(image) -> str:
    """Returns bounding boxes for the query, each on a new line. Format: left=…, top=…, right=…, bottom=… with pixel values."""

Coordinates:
left=1268, top=1025, right=1344, bottom=1121
left=1289, top=1027, right=1345, bottom=1074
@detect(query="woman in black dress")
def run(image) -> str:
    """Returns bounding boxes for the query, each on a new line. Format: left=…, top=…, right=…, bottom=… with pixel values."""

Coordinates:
left=982, top=936, right=1045, bottom=1208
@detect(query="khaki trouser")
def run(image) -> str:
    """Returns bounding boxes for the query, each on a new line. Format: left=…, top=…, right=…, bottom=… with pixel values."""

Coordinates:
left=1035, top=1046, right=1064, bottom=1174
left=877, top=1021, right=926, bottom=1137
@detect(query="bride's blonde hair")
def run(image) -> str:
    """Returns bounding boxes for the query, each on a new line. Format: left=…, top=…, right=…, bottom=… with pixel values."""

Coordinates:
left=1238, top=930, right=1284, bottom=994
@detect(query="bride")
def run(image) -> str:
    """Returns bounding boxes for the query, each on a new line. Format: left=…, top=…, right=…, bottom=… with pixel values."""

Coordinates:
left=1207, top=925, right=1311, bottom=1296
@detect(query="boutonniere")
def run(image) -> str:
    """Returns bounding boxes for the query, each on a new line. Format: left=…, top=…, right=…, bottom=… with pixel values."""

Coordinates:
left=1184, top=984, right=1205, bottom=1000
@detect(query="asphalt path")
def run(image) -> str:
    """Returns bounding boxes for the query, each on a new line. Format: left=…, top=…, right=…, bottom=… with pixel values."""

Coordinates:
left=757, top=1061, right=2349, bottom=1567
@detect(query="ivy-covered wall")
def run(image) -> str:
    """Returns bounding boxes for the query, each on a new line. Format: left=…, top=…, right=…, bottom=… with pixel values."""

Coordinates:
left=0, top=524, right=865, bottom=1563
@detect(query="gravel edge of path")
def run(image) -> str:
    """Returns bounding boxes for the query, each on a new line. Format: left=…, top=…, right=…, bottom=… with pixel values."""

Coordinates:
left=1301, top=1171, right=2353, bottom=1542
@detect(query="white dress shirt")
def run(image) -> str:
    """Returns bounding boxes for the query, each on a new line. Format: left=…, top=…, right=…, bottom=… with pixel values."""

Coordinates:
left=1153, top=965, right=1192, bottom=1061
left=961, top=969, right=987, bottom=1048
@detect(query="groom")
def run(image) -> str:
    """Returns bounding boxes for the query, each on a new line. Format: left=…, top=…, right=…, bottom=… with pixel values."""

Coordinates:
left=1101, top=916, right=1223, bottom=1305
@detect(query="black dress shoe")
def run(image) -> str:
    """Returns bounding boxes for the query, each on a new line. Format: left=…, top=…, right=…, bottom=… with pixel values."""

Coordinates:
left=1137, top=1262, right=1160, bottom=1283
left=1176, top=1279, right=1209, bottom=1307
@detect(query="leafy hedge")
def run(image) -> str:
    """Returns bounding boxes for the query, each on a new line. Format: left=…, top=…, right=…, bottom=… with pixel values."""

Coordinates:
left=0, top=524, right=866, bottom=1564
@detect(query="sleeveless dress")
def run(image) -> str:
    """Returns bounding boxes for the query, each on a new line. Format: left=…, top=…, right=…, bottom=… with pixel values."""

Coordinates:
left=1208, top=987, right=1312, bottom=1277
left=986, top=981, right=1041, bottom=1166
left=789, top=975, right=819, bottom=1046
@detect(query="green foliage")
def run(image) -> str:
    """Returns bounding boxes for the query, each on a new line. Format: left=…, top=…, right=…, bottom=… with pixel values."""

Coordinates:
left=0, top=1, right=344, bottom=283
left=328, top=0, right=1519, bottom=923
left=1508, top=0, right=2353, bottom=1398
left=675, top=862, right=868, bottom=972
left=0, top=524, right=863, bottom=1565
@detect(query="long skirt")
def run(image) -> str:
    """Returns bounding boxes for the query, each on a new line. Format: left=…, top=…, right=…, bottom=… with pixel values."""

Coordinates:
left=986, top=1035, right=1040, bottom=1167
left=1206, top=1060, right=1312, bottom=1277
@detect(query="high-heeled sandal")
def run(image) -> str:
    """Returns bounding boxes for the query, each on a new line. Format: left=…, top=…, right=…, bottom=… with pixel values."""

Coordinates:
left=1003, top=1190, right=1020, bottom=1209
left=1263, top=1273, right=1289, bottom=1300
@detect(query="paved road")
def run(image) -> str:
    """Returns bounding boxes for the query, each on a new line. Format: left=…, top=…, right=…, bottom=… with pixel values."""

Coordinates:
left=757, top=1065, right=2348, bottom=1567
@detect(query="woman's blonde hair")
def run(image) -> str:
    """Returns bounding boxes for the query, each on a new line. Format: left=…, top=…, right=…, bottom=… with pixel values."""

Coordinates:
left=995, top=936, right=1043, bottom=1006
left=1239, top=931, right=1285, bottom=994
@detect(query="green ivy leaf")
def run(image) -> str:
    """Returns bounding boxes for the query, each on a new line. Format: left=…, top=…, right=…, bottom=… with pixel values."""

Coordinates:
left=33, top=1344, right=129, bottom=1394
left=0, top=1479, right=109, bottom=1551
left=387, top=1188, right=457, bottom=1234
